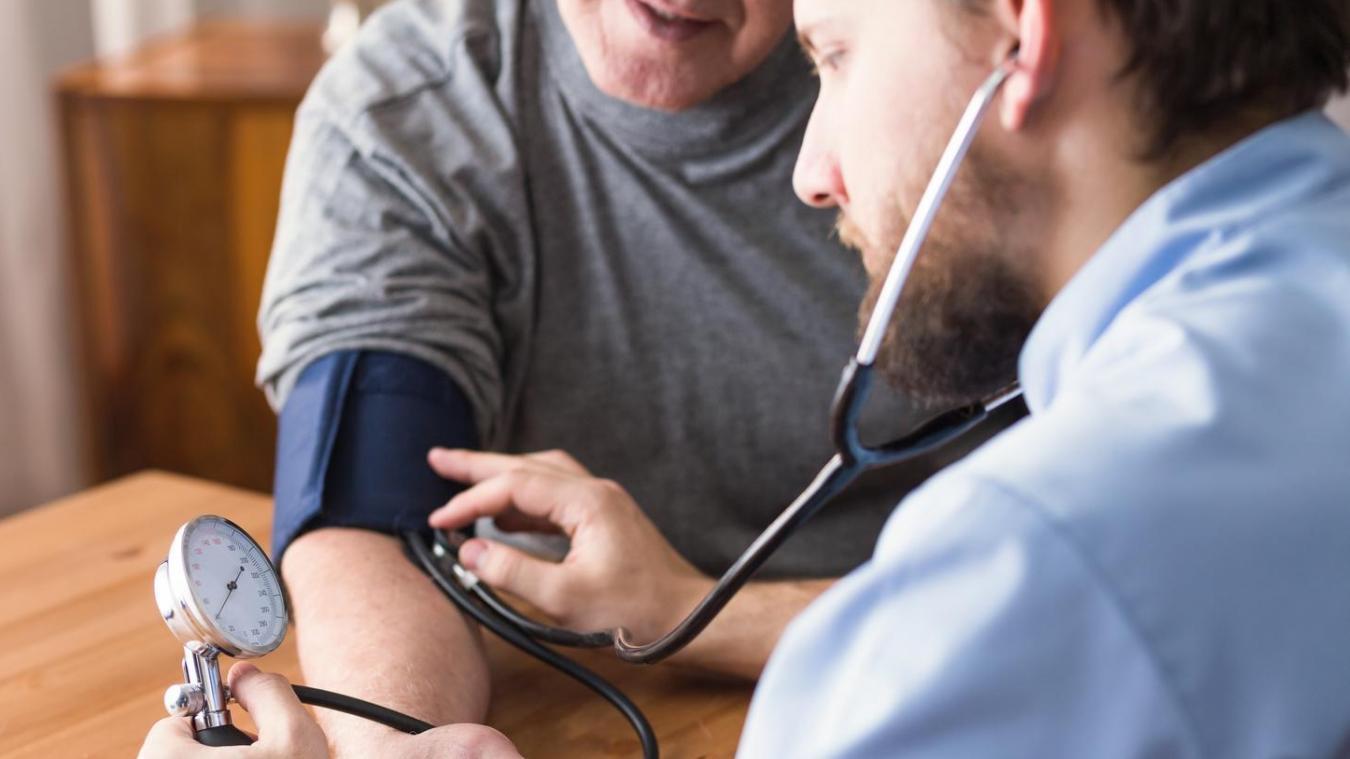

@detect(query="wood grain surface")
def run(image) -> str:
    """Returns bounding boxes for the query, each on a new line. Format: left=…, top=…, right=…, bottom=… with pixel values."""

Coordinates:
left=0, top=473, right=753, bottom=758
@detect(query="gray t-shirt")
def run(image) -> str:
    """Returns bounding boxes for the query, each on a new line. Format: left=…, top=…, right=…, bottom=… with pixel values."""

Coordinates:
left=258, top=0, right=1010, bottom=577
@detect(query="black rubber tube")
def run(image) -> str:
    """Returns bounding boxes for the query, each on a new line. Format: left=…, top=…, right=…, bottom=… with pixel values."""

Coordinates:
left=426, top=531, right=615, bottom=649
left=292, top=685, right=433, bottom=735
left=404, top=531, right=659, bottom=759
left=471, top=582, right=614, bottom=648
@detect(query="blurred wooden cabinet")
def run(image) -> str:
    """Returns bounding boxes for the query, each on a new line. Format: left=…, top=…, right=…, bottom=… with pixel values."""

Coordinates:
left=58, top=22, right=326, bottom=492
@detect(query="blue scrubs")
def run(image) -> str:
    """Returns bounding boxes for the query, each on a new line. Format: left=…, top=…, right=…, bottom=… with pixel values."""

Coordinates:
left=739, top=113, right=1350, bottom=756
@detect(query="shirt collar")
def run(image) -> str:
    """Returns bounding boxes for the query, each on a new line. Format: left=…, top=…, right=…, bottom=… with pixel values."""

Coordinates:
left=529, top=0, right=815, bottom=161
left=1018, top=111, right=1348, bottom=412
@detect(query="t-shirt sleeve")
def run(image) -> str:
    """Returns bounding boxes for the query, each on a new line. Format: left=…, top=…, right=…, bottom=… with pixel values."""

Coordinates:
left=738, top=477, right=1202, bottom=758
left=255, top=100, right=508, bottom=443
left=270, top=350, right=479, bottom=561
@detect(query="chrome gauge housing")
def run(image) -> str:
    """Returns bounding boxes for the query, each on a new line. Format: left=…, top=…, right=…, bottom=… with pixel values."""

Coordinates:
left=155, top=515, right=287, bottom=658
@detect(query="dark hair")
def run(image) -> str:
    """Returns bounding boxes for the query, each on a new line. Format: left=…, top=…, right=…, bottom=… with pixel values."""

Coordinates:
left=1100, top=1, right=1350, bottom=157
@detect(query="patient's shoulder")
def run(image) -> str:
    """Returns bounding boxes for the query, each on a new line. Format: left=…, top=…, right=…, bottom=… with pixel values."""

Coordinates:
left=304, top=0, right=525, bottom=126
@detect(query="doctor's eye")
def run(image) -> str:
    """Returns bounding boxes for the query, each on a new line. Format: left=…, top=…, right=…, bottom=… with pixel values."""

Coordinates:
left=817, top=49, right=848, bottom=74
left=810, top=47, right=848, bottom=78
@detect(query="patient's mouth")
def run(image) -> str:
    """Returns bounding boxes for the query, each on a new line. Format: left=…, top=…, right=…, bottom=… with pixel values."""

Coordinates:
left=626, top=0, right=717, bottom=43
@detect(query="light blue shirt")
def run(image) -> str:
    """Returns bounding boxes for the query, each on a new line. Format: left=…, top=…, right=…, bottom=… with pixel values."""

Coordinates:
left=739, top=112, right=1350, bottom=758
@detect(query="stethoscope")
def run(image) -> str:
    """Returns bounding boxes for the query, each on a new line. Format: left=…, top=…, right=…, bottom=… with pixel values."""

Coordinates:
left=153, top=59, right=1023, bottom=757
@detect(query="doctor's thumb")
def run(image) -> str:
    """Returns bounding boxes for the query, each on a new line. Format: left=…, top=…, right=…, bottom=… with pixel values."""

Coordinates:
left=226, top=665, right=303, bottom=732
left=459, top=539, right=561, bottom=608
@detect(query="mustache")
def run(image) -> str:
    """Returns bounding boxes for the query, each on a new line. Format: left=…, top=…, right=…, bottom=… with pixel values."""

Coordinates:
left=834, top=213, right=870, bottom=253
left=835, top=209, right=912, bottom=259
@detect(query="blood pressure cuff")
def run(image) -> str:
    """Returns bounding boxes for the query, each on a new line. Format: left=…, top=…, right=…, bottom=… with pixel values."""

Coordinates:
left=271, top=350, right=479, bottom=560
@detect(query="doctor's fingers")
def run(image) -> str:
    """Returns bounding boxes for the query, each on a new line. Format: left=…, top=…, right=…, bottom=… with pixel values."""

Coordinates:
left=430, top=469, right=601, bottom=535
left=524, top=448, right=589, bottom=474
left=137, top=716, right=207, bottom=759
left=492, top=507, right=566, bottom=535
left=226, top=664, right=327, bottom=757
left=428, top=448, right=588, bottom=484
left=457, top=537, right=573, bottom=616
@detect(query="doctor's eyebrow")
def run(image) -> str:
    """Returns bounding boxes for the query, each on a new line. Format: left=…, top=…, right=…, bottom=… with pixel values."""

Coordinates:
left=797, top=29, right=817, bottom=57
left=796, top=18, right=845, bottom=60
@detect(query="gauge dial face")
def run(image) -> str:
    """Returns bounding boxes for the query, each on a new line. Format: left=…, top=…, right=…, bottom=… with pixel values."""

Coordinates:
left=180, top=517, right=286, bottom=655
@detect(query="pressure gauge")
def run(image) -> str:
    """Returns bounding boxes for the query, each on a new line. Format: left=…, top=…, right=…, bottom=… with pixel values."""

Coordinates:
left=155, top=515, right=288, bottom=658
left=154, top=516, right=289, bottom=743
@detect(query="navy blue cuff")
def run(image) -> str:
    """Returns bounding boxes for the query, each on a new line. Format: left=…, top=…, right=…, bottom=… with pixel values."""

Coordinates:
left=271, top=351, right=480, bottom=560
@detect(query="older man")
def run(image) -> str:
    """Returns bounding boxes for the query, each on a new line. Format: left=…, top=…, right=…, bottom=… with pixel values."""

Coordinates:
left=249, top=0, right=1010, bottom=755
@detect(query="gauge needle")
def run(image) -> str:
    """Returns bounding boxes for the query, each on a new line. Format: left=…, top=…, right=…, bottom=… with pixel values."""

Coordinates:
left=215, top=566, right=245, bottom=620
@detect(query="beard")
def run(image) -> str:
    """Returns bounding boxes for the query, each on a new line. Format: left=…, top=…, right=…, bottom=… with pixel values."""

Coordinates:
left=840, top=146, right=1044, bottom=410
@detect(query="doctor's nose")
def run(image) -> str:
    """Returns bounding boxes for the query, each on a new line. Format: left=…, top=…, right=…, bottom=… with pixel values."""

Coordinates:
left=794, top=140, right=846, bottom=210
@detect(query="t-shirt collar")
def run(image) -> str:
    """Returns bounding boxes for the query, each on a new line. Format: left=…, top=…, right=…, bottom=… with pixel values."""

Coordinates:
left=531, top=0, right=816, bottom=160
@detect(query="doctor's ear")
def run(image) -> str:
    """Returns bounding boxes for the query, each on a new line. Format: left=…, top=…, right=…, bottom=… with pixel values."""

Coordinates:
left=988, top=0, right=1060, bottom=131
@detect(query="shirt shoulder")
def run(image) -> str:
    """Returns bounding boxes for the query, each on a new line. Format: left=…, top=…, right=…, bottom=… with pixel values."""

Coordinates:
left=301, top=0, right=526, bottom=146
left=951, top=263, right=1350, bottom=754
left=742, top=475, right=1199, bottom=758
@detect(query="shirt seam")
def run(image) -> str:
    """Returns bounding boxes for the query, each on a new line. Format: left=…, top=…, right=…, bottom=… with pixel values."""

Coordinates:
left=310, top=26, right=493, bottom=138
left=965, top=476, right=1209, bottom=757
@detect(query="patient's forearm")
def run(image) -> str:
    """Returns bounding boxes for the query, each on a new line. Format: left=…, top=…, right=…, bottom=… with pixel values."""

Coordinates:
left=282, top=528, right=491, bottom=757
left=670, top=578, right=834, bottom=681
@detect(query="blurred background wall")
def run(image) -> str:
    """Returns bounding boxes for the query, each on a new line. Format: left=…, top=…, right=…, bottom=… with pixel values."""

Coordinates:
left=0, top=3, right=1347, bottom=519
left=0, top=1, right=94, bottom=518
left=92, top=0, right=325, bottom=56
left=0, top=0, right=326, bottom=518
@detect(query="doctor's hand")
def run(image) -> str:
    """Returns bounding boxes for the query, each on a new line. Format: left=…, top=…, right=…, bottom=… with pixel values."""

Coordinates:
left=427, top=448, right=714, bottom=645
left=137, top=663, right=327, bottom=759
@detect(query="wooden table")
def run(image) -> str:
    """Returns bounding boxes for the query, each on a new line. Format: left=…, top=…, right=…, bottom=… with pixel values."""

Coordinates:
left=0, top=473, right=753, bottom=757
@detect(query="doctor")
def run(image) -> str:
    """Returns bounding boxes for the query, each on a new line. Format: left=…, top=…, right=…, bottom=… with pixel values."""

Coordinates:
left=141, top=0, right=1350, bottom=754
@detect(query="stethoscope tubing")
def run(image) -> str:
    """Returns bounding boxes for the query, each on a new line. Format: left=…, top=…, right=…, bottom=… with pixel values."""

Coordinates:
left=857, top=60, right=1018, bottom=363
left=403, top=531, right=660, bottom=758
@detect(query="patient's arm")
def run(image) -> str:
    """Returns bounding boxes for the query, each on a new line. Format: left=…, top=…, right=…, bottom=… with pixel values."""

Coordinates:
left=283, top=528, right=492, bottom=759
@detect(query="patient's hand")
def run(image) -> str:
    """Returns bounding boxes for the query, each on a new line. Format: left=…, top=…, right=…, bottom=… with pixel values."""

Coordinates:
left=136, top=663, right=521, bottom=759
left=427, top=448, right=712, bottom=645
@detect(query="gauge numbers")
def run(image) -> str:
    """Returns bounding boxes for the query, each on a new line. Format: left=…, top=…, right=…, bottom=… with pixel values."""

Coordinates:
left=181, top=517, right=286, bottom=655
